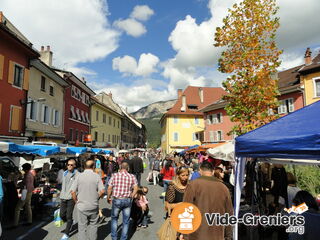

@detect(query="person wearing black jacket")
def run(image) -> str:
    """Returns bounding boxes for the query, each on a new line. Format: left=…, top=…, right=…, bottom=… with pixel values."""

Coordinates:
left=131, top=151, right=144, bottom=186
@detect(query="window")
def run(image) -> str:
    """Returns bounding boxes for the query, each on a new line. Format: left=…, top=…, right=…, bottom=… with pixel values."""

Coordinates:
left=192, top=133, right=196, bottom=141
left=118, top=121, right=120, bottom=128
left=41, top=76, right=46, bottom=91
left=26, top=99, right=38, bottom=121
left=69, top=129, right=73, bottom=141
left=113, top=119, right=115, bottom=127
left=173, top=116, right=178, bottom=124
left=207, top=115, right=213, bottom=124
left=109, top=116, right=112, bottom=125
left=41, top=105, right=50, bottom=124
left=80, top=131, right=83, bottom=142
left=75, top=129, right=79, bottom=141
left=314, top=78, right=320, bottom=97
left=96, top=111, right=99, bottom=121
left=216, top=131, right=223, bottom=141
left=52, top=109, right=60, bottom=126
left=95, top=131, right=98, bottom=141
left=173, top=132, right=179, bottom=142
left=209, top=113, right=222, bottom=124
left=103, top=114, right=106, bottom=123
left=70, top=105, right=76, bottom=119
left=13, top=65, right=23, bottom=88
left=195, top=117, right=199, bottom=125
left=49, top=85, right=54, bottom=96
left=102, top=133, right=105, bottom=142
left=108, top=134, right=110, bottom=142
left=278, top=98, right=294, bottom=114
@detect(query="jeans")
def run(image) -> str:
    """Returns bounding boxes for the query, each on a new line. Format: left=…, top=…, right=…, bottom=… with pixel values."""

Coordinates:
left=60, top=199, right=75, bottom=236
left=14, top=192, right=32, bottom=226
left=77, top=208, right=99, bottom=240
left=111, top=198, right=132, bottom=240
left=134, top=173, right=141, bottom=186
left=163, top=180, right=172, bottom=194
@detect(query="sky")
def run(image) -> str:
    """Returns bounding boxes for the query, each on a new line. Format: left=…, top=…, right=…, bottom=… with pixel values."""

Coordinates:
left=2, top=0, right=320, bottom=112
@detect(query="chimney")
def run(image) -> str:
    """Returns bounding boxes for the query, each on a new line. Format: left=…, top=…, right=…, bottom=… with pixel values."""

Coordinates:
left=181, top=95, right=186, bottom=112
left=81, top=77, right=86, bottom=83
left=39, top=45, right=53, bottom=67
left=304, top=47, right=312, bottom=65
left=199, top=88, right=204, bottom=103
left=109, top=91, right=112, bottom=98
left=177, top=89, right=183, bottom=99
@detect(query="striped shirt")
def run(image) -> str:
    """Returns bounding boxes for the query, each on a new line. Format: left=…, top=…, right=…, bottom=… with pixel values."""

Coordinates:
left=108, top=171, right=137, bottom=198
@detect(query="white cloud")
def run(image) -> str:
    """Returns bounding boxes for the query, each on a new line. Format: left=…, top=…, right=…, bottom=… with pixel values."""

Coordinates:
left=113, top=18, right=146, bottom=37
left=1, top=0, right=120, bottom=70
left=130, top=5, right=154, bottom=21
left=112, top=53, right=160, bottom=77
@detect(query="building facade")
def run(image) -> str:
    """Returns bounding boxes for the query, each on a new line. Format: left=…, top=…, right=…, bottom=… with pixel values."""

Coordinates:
left=25, top=56, right=68, bottom=143
left=0, top=13, right=39, bottom=143
left=91, top=95, right=122, bottom=148
left=160, top=86, right=226, bottom=154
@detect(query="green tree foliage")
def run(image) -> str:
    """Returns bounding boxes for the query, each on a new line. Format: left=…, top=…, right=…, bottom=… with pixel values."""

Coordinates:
left=214, top=0, right=282, bottom=135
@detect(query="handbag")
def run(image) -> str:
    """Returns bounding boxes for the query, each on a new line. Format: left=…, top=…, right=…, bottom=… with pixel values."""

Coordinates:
left=157, top=207, right=177, bottom=240
left=54, top=209, right=64, bottom=227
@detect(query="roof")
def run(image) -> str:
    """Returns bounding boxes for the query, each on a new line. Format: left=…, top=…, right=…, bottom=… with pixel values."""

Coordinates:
left=299, top=52, right=320, bottom=73
left=95, top=92, right=123, bottom=116
left=91, top=96, right=123, bottom=118
left=164, top=86, right=226, bottom=117
left=53, top=68, right=96, bottom=96
left=121, top=109, right=143, bottom=129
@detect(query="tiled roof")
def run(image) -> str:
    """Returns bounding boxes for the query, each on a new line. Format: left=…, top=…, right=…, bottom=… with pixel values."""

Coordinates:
left=278, top=65, right=302, bottom=90
left=165, top=86, right=226, bottom=116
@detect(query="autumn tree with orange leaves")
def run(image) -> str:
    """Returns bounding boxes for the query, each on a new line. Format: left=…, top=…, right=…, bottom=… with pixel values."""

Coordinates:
left=214, top=0, right=282, bottom=135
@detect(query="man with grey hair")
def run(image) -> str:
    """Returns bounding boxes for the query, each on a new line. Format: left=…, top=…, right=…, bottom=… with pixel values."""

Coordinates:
left=71, top=159, right=104, bottom=240
left=60, top=159, right=78, bottom=240
left=107, top=162, right=138, bottom=240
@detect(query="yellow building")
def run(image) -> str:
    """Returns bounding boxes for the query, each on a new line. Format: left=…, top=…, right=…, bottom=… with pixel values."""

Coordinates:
left=160, top=86, right=225, bottom=154
left=299, top=48, right=320, bottom=105
left=91, top=93, right=122, bottom=148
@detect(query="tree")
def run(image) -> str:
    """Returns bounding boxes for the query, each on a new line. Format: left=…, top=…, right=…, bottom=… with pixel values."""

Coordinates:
left=214, top=0, right=282, bottom=135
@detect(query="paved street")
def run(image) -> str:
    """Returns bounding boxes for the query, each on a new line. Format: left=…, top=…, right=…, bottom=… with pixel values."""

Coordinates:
left=3, top=166, right=165, bottom=240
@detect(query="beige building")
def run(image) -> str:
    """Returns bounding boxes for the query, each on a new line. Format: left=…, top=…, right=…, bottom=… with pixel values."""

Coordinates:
left=25, top=58, right=68, bottom=143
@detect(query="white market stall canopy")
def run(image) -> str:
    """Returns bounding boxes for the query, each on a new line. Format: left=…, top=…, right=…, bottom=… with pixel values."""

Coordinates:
left=207, top=141, right=235, bottom=161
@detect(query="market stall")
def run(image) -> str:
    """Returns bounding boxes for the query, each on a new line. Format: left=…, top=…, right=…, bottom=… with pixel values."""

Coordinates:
left=234, top=100, right=320, bottom=240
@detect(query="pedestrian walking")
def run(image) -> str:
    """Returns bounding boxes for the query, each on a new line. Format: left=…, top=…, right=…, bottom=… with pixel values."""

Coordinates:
left=71, top=159, right=105, bottom=240
left=60, top=159, right=79, bottom=240
left=107, top=162, right=138, bottom=240
left=13, top=163, right=34, bottom=227
left=131, top=151, right=144, bottom=186
left=152, top=156, right=161, bottom=185
left=134, top=186, right=149, bottom=228
left=183, top=161, right=233, bottom=240
left=160, top=160, right=175, bottom=194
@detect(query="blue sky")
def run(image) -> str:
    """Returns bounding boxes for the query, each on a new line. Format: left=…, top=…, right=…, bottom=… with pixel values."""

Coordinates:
left=2, top=0, right=320, bottom=111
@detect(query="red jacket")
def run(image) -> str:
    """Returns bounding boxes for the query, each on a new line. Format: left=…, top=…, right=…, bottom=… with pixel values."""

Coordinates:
left=161, top=167, right=175, bottom=180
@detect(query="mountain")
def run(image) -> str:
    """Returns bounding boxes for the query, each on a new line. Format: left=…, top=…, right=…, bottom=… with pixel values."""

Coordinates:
left=131, top=99, right=176, bottom=119
left=131, top=99, right=176, bottom=147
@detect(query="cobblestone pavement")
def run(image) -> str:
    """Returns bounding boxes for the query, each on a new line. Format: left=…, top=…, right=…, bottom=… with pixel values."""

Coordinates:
left=3, top=165, right=165, bottom=240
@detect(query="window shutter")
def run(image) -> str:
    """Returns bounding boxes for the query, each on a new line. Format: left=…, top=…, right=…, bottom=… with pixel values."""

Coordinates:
left=0, top=54, right=4, bottom=80
left=26, top=98, right=31, bottom=119
left=288, top=99, right=294, bottom=112
left=219, top=113, right=223, bottom=123
left=35, top=102, right=39, bottom=121
left=8, top=61, right=14, bottom=84
left=56, top=111, right=60, bottom=126
left=10, top=106, right=21, bottom=131
left=47, top=106, right=52, bottom=124
left=214, top=131, right=217, bottom=142
left=52, top=108, right=56, bottom=125
left=23, top=68, right=29, bottom=90
left=41, top=104, right=45, bottom=122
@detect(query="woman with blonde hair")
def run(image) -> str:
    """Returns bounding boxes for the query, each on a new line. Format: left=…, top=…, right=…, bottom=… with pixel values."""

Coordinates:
left=165, top=166, right=190, bottom=211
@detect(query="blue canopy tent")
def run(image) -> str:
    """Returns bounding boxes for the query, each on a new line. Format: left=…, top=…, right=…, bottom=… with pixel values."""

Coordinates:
left=90, top=148, right=112, bottom=154
left=61, top=147, right=88, bottom=156
left=0, top=141, right=60, bottom=157
left=178, top=145, right=199, bottom=156
left=233, top=100, right=320, bottom=239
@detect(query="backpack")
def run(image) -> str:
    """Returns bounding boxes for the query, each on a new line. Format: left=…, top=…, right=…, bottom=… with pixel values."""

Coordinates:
left=153, top=160, right=160, bottom=171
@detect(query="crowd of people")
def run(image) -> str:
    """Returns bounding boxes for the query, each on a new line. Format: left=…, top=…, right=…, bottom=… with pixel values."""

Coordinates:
left=1, top=149, right=320, bottom=240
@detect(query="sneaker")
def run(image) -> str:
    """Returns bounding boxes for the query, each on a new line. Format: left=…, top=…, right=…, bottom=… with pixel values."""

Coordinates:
left=61, top=234, right=69, bottom=240
left=141, top=225, right=148, bottom=228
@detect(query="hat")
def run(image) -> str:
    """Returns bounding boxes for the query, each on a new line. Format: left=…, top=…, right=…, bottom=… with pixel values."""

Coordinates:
left=214, top=164, right=225, bottom=171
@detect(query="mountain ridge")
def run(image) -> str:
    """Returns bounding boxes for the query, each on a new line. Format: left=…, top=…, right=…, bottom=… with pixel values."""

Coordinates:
left=131, top=99, right=176, bottom=119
